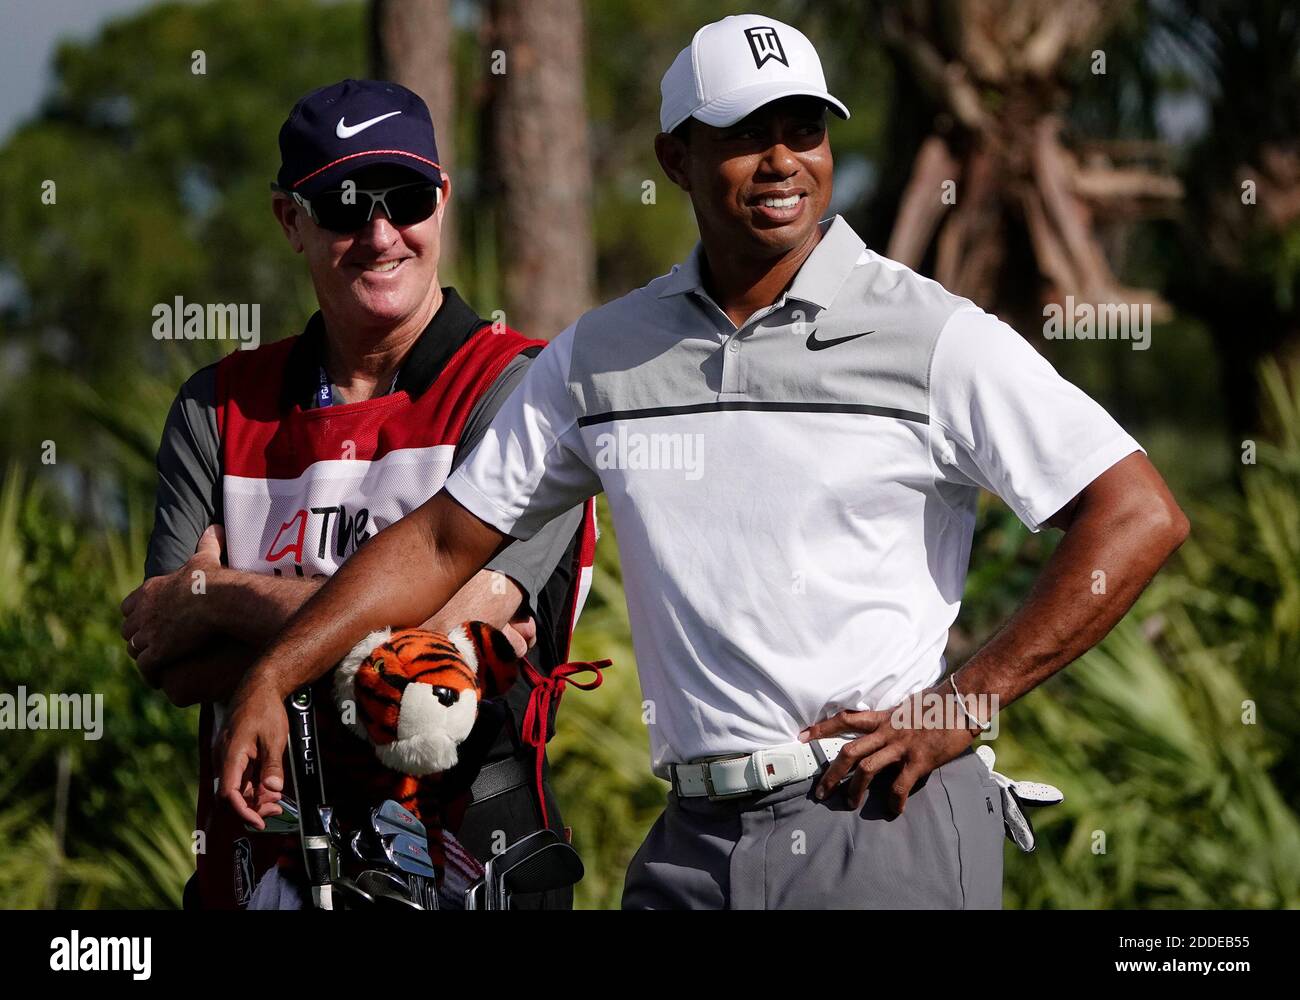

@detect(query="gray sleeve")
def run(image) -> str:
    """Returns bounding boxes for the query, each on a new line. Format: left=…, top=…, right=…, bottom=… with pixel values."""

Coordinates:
left=453, top=353, right=584, bottom=616
left=145, top=365, right=223, bottom=579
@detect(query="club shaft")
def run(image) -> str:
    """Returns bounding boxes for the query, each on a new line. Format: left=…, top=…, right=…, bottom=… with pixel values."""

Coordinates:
left=285, top=686, right=333, bottom=909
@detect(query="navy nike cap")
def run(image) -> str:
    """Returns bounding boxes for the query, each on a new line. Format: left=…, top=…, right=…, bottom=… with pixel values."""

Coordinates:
left=277, top=79, right=442, bottom=197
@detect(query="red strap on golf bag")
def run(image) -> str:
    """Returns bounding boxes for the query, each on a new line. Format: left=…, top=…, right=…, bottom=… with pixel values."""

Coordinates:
left=519, top=658, right=610, bottom=828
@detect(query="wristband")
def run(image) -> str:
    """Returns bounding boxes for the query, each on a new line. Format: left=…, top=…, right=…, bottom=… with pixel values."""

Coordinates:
left=950, top=674, right=992, bottom=733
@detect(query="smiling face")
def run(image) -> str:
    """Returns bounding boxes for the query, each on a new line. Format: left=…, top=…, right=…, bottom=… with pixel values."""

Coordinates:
left=656, top=96, right=833, bottom=262
left=272, top=163, right=448, bottom=334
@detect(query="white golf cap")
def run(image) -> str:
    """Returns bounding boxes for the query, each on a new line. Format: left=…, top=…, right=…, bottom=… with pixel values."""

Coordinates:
left=659, top=14, right=850, bottom=134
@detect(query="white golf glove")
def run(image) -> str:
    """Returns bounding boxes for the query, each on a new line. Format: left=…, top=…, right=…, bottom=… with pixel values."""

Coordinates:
left=974, top=745, right=1064, bottom=853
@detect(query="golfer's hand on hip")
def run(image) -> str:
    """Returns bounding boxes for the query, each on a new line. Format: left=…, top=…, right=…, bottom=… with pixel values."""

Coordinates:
left=799, top=684, right=977, bottom=814
left=218, top=677, right=289, bottom=828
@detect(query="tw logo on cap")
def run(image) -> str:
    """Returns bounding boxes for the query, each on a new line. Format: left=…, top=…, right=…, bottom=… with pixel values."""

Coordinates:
left=745, top=26, right=788, bottom=69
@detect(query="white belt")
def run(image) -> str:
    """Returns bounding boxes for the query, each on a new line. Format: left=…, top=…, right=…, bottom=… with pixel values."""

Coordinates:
left=669, top=738, right=853, bottom=800
left=668, top=740, right=1066, bottom=856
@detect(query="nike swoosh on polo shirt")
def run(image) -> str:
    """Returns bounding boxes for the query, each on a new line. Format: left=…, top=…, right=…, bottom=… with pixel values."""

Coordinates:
left=805, top=328, right=874, bottom=351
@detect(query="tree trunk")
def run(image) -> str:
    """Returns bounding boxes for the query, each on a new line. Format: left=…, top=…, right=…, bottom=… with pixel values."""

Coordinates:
left=371, top=0, right=457, bottom=264
left=859, top=0, right=1180, bottom=337
left=484, top=0, right=594, bottom=339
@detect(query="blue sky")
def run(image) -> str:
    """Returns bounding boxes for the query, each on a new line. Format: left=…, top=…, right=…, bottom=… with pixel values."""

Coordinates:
left=0, top=0, right=473, bottom=143
left=0, top=0, right=165, bottom=143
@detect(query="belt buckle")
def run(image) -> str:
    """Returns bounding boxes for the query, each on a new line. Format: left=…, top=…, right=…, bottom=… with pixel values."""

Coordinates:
left=697, top=753, right=753, bottom=801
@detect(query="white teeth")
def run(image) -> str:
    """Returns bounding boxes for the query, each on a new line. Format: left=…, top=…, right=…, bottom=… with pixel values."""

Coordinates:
left=761, top=195, right=799, bottom=209
left=364, top=260, right=402, bottom=272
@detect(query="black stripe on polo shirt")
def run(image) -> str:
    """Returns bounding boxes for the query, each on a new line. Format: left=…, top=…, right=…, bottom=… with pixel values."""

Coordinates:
left=577, top=400, right=929, bottom=427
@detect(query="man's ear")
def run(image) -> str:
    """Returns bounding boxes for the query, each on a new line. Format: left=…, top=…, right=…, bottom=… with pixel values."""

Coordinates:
left=435, top=172, right=452, bottom=226
left=654, top=132, right=691, bottom=193
left=271, top=194, right=305, bottom=253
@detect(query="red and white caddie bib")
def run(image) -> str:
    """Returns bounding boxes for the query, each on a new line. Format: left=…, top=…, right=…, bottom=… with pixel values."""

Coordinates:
left=193, top=322, right=596, bottom=908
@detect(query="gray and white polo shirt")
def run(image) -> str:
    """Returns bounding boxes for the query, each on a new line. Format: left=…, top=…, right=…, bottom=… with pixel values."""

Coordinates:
left=446, top=215, right=1142, bottom=778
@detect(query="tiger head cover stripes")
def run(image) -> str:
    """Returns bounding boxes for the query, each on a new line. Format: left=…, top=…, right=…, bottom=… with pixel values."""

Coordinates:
left=333, top=622, right=522, bottom=776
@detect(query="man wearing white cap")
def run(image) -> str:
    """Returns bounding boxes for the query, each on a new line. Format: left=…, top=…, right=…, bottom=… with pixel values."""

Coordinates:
left=217, top=15, right=1188, bottom=909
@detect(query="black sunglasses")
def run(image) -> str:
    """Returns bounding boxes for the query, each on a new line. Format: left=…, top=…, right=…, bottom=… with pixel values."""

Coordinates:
left=271, top=180, right=440, bottom=233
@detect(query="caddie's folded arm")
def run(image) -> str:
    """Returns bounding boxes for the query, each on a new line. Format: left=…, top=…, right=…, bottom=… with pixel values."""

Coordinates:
left=156, top=638, right=256, bottom=708
left=128, top=367, right=330, bottom=678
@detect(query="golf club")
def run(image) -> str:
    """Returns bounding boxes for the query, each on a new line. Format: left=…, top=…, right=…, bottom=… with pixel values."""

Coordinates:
left=385, top=832, right=438, bottom=910
left=360, top=802, right=433, bottom=901
left=246, top=794, right=300, bottom=835
left=285, top=686, right=334, bottom=910
left=351, top=829, right=434, bottom=875
left=371, top=799, right=427, bottom=841
left=331, top=876, right=376, bottom=909
left=355, top=867, right=427, bottom=908
left=348, top=828, right=438, bottom=908
left=354, top=868, right=411, bottom=898
left=348, top=829, right=370, bottom=866
left=386, top=832, right=437, bottom=876
left=369, top=884, right=424, bottom=910
left=482, top=829, right=561, bottom=911
left=496, top=840, right=585, bottom=910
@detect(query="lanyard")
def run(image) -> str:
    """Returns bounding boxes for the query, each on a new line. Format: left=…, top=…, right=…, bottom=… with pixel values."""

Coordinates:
left=316, top=365, right=334, bottom=408
left=316, top=365, right=401, bottom=408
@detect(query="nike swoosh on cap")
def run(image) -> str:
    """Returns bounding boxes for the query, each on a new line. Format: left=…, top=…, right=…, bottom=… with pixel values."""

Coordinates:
left=335, top=111, right=402, bottom=139
left=805, top=328, right=874, bottom=351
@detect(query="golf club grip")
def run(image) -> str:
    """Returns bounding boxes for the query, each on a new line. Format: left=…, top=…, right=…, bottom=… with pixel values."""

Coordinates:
left=285, top=687, right=332, bottom=901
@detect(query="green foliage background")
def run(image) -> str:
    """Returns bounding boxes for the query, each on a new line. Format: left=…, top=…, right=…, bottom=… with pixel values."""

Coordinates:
left=0, top=0, right=1296, bottom=909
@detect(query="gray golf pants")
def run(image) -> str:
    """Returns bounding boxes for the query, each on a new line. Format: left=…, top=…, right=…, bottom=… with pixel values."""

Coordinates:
left=622, top=747, right=1004, bottom=909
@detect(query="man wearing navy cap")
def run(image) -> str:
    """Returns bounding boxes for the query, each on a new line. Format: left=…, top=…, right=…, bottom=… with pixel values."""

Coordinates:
left=121, top=80, right=595, bottom=909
